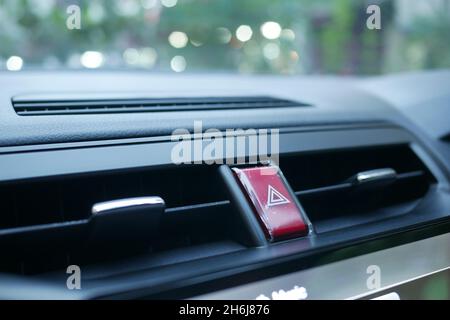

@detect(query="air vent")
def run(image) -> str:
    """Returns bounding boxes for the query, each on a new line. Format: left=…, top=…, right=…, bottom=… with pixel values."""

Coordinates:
left=12, top=96, right=308, bottom=116
left=442, top=133, right=450, bottom=142
left=0, top=165, right=225, bottom=228
left=279, top=145, right=437, bottom=233
left=0, top=165, right=251, bottom=275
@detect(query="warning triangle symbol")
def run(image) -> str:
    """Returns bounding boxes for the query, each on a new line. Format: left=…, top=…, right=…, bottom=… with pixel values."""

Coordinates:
left=267, top=185, right=290, bottom=207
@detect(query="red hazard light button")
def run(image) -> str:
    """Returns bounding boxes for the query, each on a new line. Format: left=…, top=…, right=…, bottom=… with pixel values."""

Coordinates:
left=232, top=165, right=310, bottom=242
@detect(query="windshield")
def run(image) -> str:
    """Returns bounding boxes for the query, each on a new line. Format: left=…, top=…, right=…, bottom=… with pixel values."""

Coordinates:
left=1, top=0, right=449, bottom=75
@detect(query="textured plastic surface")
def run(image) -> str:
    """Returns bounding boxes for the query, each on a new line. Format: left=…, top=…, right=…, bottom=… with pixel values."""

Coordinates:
left=232, top=165, right=309, bottom=241
left=0, top=71, right=403, bottom=147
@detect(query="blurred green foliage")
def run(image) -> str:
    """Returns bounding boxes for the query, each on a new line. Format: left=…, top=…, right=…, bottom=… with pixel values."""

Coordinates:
left=0, top=0, right=449, bottom=74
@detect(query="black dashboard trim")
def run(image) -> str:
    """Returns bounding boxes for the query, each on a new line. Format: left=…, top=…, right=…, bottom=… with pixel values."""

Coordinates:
left=0, top=121, right=449, bottom=300
left=0, top=121, right=388, bottom=155
left=0, top=125, right=411, bottom=183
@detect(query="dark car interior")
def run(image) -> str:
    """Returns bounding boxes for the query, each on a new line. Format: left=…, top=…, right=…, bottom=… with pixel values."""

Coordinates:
left=1, top=0, right=450, bottom=300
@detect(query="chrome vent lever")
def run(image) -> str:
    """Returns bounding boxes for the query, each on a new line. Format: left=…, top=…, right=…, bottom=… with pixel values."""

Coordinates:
left=347, top=168, right=397, bottom=189
left=89, top=196, right=165, bottom=247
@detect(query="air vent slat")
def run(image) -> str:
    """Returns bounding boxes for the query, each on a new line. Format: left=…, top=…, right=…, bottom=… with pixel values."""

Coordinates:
left=280, top=145, right=436, bottom=233
left=12, top=96, right=308, bottom=116
left=0, top=165, right=226, bottom=230
left=295, top=170, right=426, bottom=197
left=0, top=164, right=255, bottom=275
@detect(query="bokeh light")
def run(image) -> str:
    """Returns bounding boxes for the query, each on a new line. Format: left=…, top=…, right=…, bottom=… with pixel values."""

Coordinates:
left=170, top=55, right=186, bottom=72
left=1, top=1, right=449, bottom=75
left=123, top=48, right=140, bottom=65
left=236, top=25, right=253, bottom=42
left=263, top=43, right=280, bottom=60
left=6, top=56, right=23, bottom=71
left=281, top=29, right=296, bottom=41
left=161, top=0, right=177, bottom=8
left=80, top=51, right=104, bottom=69
left=168, top=31, right=189, bottom=48
left=139, top=47, right=158, bottom=67
left=261, top=21, right=282, bottom=40
left=216, top=27, right=232, bottom=44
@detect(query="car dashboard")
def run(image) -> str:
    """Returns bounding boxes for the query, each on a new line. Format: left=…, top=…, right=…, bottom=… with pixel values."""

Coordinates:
left=0, top=70, right=450, bottom=300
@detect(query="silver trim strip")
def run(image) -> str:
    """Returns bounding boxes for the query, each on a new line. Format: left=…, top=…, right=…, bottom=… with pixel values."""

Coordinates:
left=194, top=232, right=450, bottom=300
left=371, top=292, right=400, bottom=300
left=348, top=266, right=450, bottom=300
left=92, top=196, right=165, bottom=215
